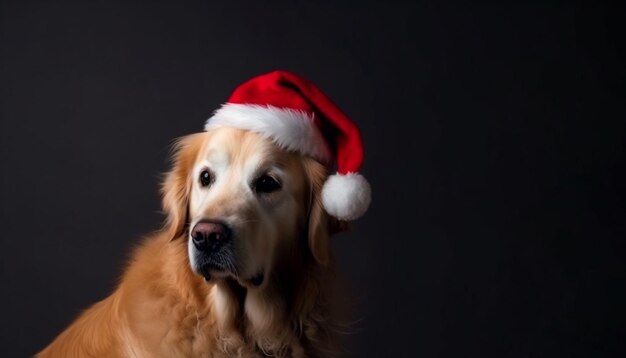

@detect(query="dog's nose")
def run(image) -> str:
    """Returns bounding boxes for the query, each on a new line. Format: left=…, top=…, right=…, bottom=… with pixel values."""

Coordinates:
left=191, top=221, right=231, bottom=252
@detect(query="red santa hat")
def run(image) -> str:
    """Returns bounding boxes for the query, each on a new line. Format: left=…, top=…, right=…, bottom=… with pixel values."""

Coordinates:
left=204, top=70, right=371, bottom=221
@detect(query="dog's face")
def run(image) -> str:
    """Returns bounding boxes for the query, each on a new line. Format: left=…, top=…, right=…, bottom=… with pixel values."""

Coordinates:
left=162, top=127, right=332, bottom=288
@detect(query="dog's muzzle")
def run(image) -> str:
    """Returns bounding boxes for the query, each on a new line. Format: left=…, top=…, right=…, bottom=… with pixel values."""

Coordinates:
left=190, top=220, right=236, bottom=280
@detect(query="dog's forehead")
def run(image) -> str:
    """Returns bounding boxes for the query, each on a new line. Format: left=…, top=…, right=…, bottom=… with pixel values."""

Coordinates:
left=202, top=128, right=282, bottom=169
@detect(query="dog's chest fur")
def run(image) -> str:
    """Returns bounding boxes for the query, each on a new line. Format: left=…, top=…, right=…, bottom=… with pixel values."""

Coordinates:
left=118, top=236, right=333, bottom=358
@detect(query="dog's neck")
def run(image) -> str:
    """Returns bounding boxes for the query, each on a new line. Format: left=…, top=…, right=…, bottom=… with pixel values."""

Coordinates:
left=208, top=243, right=329, bottom=356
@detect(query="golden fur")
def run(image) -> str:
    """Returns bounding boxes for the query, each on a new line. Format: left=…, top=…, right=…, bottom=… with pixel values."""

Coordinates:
left=37, top=128, right=347, bottom=357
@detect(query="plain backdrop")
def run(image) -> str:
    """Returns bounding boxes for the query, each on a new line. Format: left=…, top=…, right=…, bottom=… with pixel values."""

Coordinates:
left=1, top=1, right=625, bottom=357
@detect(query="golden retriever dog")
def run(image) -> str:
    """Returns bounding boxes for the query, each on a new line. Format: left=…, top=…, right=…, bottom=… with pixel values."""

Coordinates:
left=38, top=71, right=370, bottom=357
left=38, top=128, right=350, bottom=357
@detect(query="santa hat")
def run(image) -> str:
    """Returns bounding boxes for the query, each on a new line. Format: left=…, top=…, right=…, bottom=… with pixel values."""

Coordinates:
left=205, top=70, right=370, bottom=221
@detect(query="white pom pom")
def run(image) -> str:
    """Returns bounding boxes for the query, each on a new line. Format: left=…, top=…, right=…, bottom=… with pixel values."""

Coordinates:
left=321, top=172, right=371, bottom=221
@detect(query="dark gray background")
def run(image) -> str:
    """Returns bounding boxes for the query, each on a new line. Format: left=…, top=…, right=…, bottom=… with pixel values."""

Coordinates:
left=1, top=1, right=625, bottom=357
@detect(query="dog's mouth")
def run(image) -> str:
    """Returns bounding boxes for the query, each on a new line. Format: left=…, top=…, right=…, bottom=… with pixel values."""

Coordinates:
left=189, top=237, right=265, bottom=287
left=196, top=259, right=264, bottom=288
left=199, top=265, right=264, bottom=288
left=198, top=262, right=226, bottom=281
left=195, top=253, right=237, bottom=281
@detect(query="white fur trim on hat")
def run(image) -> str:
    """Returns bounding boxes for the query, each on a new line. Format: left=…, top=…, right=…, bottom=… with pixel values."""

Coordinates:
left=321, top=172, right=371, bottom=221
left=205, top=103, right=332, bottom=163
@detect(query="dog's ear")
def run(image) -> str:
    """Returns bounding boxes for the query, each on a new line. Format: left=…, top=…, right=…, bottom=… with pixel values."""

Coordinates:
left=161, top=133, right=205, bottom=240
left=304, top=158, right=347, bottom=266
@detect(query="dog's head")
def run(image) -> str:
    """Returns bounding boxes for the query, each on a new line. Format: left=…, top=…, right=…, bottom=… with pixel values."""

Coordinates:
left=161, top=127, right=338, bottom=288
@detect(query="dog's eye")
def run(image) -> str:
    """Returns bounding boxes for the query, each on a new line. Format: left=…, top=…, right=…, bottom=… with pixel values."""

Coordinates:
left=199, top=169, right=213, bottom=187
left=254, top=174, right=281, bottom=194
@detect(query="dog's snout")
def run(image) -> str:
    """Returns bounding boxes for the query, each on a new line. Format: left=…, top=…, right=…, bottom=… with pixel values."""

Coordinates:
left=191, top=221, right=231, bottom=251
